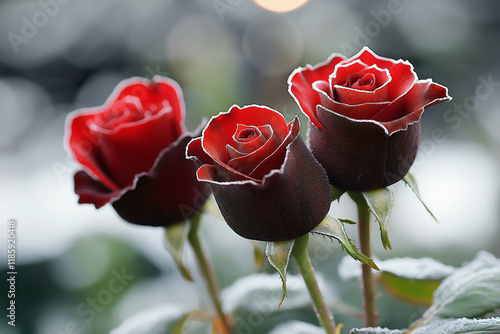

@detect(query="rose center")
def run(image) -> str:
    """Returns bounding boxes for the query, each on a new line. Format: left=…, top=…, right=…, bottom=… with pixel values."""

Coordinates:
left=237, top=128, right=258, bottom=141
left=224, top=122, right=281, bottom=179
left=231, top=124, right=269, bottom=155
left=343, top=73, right=376, bottom=91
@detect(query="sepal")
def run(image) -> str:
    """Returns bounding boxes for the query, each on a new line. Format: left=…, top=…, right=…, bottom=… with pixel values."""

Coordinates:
left=265, top=239, right=295, bottom=308
left=163, top=221, right=193, bottom=281
left=360, top=188, right=394, bottom=250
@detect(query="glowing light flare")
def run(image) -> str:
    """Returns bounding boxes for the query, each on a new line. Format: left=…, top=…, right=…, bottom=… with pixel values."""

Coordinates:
left=254, top=0, right=309, bottom=13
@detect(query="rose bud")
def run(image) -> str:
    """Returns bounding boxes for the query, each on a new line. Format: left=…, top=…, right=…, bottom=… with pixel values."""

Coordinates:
left=186, top=105, right=331, bottom=242
left=288, top=47, right=452, bottom=191
left=65, top=76, right=211, bottom=226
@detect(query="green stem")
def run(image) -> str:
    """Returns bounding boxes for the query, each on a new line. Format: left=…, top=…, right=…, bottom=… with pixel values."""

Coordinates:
left=188, top=215, right=233, bottom=334
left=292, top=234, right=336, bottom=334
left=355, top=195, right=378, bottom=327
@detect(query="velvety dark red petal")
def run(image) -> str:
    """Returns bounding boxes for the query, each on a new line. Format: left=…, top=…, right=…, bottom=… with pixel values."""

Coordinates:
left=288, top=54, right=347, bottom=129
left=202, top=105, right=289, bottom=165
left=353, top=47, right=417, bottom=100
left=112, top=131, right=211, bottom=227
left=74, top=170, right=120, bottom=208
left=309, top=105, right=421, bottom=190
left=206, top=134, right=331, bottom=241
left=315, top=86, right=390, bottom=120
left=373, top=80, right=452, bottom=133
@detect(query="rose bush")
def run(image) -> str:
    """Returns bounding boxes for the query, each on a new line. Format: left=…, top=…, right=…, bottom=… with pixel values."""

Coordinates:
left=186, top=105, right=331, bottom=242
left=66, top=76, right=210, bottom=226
left=288, top=47, right=452, bottom=191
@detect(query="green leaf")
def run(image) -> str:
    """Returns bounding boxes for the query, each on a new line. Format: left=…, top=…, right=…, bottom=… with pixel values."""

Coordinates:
left=163, top=222, right=193, bottom=281
left=352, top=318, right=500, bottom=334
left=311, top=216, right=379, bottom=270
left=362, top=188, right=394, bottom=250
left=380, top=273, right=442, bottom=307
left=411, top=317, right=500, bottom=334
left=403, top=172, right=438, bottom=223
left=350, top=327, right=403, bottom=334
left=265, top=240, right=295, bottom=308
left=331, top=184, right=346, bottom=202
left=426, top=251, right=500, bottom=318
left=109, top=305, right=191, bottom=334
left=407, top=252, right=500, bottom=333
left=378, top=257, right=455, bottom=307
left=221, top=273, right=313, bottom=313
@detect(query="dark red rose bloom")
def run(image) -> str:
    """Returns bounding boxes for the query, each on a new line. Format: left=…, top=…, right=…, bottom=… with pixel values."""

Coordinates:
left=66, top=76, right=210, bottom=226
left=288, top=47, right=452, bottom=191
left=186, top=105, right=331, bottom=242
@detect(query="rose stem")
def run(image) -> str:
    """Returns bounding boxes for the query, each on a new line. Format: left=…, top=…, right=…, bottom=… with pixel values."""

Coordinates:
left=188, top=214, right=233, bottom=334
left=292, top=234, right=337, bottom=334
left=355, top=194, right=378, bottom=327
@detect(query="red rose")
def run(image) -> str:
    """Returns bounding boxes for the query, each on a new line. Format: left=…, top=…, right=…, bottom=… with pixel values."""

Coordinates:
left=186, top=105, right=331, bottom=242
left=66, top=76, right=210, bottom=226
left=288, top=47, right=452, bottom=191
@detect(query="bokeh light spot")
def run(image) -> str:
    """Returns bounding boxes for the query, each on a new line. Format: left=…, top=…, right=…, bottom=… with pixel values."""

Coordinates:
left=254, top=0, right=308, bottom=13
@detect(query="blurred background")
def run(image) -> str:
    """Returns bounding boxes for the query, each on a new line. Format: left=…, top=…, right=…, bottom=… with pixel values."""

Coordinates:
left=1, top=0, right=500, bottom=333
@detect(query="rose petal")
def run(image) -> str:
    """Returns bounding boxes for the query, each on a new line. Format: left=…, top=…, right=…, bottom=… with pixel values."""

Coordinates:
left=353, top=46, right=418, bottom=100
left=330, top=60, right=391, bottom=104
left=66, top=76, right=186, bottom=191
left=248, top=116, right=300, bottom=180
left=96, top=108, right=180, bottom=188
left=204, top=159, right=261, bottom=183
left=188, top=139, right=259, bottom=184
left=112, top=131, right=211, bottom=226
left=226, top=144, right=244, bottom=160
left=187, top=137, right=211, bottom=166
left=113, top=77, right=185, bottom=136
left=74, top=170, right=120, bottom=208
left=66, top=110, right=120, bottom=191
left=288, top=54, right=347, bottom=129
left=226, top=124, right=272, bottom=160
left=309, top=104, right=421, bottom=190
left=206, top=134, right=331, bottom=241
left=314, top=85, right=390, bottom=120
left=232, top=124, right=268, bottom=153
left=202, top=104, right=289, bottom=165
left=346, top=73, right=376, bottom=90
left=374, top=80, right=452, bottom=134
left=227, top=132, right=280, bottom=178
